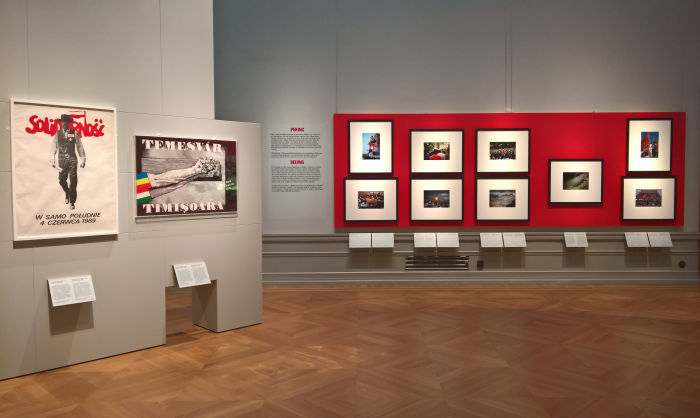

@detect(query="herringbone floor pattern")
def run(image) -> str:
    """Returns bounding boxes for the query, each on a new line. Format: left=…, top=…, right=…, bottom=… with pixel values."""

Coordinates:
left=2, top=285, right=700, bottom=417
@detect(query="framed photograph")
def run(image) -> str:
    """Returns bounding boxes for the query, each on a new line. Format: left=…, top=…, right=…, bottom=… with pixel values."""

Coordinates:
left=409, top=129, right=463, bottom=174
left=621, top=176, right=676, bottom=221
left=476, top=177, right=529, bottom=221
left=344, top=178, right=398, bottom=222
left=10, top=99, right=118, bottom=241
left=135, top=136, right=237, bottom=218
left=348, top=120, right=393, bottom=174
left=476, top=129, right=530, bottom=173
left=548, top=159, right=603, bottom=204
left=627, top=118, right=672, bottom=172
left=410, top=179, right=463, bottom=221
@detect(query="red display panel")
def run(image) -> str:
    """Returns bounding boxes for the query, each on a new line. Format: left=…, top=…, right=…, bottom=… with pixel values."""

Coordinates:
left=334, top=112, right=685, bottom=228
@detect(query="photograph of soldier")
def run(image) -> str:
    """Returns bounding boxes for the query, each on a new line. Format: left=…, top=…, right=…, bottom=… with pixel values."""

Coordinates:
left=50, top=114, right=86, bottom=210
left=635, top=189, right=662, bottom=207
left=640, top=132, right=659, bottom=158
left=423, top=190, right=450, bottom=208
left=358, top=191, right=384, bottom=208
left=489, top=141, right=516, bottom=160
left=563, top=172, right=590, bottom=190
left=489, top=190, right=516, bottom=207
left=423, top=142, right=450, bottom=160
left=362, top=133, right=380, bottom=160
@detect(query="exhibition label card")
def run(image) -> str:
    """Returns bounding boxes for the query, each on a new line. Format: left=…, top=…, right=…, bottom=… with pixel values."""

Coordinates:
left=503, top=232, right=527, bottom=248
left=48, top=275, right=96, bottom=307
left=436, top=233, right=460, bottom=248
left=173, top=262, right=212, bottom=288
left=480, top=233, right=503, bottom=248
left=414, top=233, right=437, bottom=248
left=349, top=233, right=372, bottom=248
left=371, top=233, right=394, bottom=248
left=564, top=232, right=589, bottom=248
left=648, top=232, right=673, bottom=248
left=625, top=232, right=650, bottom=248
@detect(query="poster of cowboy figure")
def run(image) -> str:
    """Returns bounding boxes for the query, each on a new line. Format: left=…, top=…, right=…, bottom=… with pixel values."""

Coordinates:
left=10, top=100, right=118, bottom=241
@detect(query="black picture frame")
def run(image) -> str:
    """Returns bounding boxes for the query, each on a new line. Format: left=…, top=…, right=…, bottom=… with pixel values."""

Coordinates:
left=548, top=159, right=604, bottom=205
left=626, top=118, right=672, bottom=174
left=409, top=178, right=464, bottom=222
left=475, top=176, right=530, bottom=222
left=343, top=177, right=398, bottom=222
left=475, top=128, right=531, bottom=174
left=620, top=175, right=676, bottom=222
left=409, top=129, right=464, bottom=175
left=348, top=119, right=394, bottom=175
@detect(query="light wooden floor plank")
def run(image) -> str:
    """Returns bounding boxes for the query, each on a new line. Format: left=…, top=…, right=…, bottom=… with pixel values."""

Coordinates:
left=1, top=284, right=700, bottom=417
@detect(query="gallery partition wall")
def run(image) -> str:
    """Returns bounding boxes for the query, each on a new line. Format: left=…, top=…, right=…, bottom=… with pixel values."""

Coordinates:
left=0, top=1, right=262, bottom=381
left=213, top=0, right=700, bottom=285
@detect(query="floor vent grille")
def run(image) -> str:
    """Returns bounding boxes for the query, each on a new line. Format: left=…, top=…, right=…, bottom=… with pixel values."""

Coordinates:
left=405, top=255, right=469, bottom=270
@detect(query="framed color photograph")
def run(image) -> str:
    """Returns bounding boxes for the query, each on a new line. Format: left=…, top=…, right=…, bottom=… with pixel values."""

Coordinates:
left=476, top=177, right=529, bottom=221
left=135, top=136, right=237, bottom=218
left=344, top=178, right=398, bottom=222
left=348, top=120, right=393, bottom=174
left=409, top=129, right=463, bottom=174
left=10, top=99, right=118, bottom=241
left=410, top=179, right=463, bottom=221
left=627, top=118, right=672, bottom=172
left=548, top=159, right=603, bottom=204
left=621, top=176, right=676, bottom=221
left=476, top=129, right=530, bottom=173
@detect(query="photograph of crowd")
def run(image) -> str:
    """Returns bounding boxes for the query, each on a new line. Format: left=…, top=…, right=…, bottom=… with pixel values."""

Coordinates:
left=489, top=142, right=516, bottom=160
left=562, top=172, right=589, bottom=190
left=640, top=131, right=659, bottom=158
left=489, top=190, right=516, bottom=207
left=423, top=190, right=450, bottom=208
left=635, top=189, right=662, bottom=207
left=358, top=190, right=384, bottom=209
left=423, top=142, right=450, bottom=160
left=362, top=133, right=380, bottom=160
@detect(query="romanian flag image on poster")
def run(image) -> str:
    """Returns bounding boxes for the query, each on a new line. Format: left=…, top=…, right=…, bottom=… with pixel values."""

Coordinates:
left=135, top=172, right=152, bottom=204
left=134, top=136, right=237, bottom=218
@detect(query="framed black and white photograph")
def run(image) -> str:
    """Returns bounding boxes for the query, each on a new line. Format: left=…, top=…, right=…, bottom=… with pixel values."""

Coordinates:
left=409, top=129, right=463, bottom=174
left=476, top=177, right=529, bottom=221
left=621, top=176, right=676, bottom=221
left=348, top=120, right=393, bottom=174
left=548, top=159, right=603, bottom=204
left=626, top=118, right=672, bottom=173
left=410, top=179, right=463, bottom=221
left=344, top=178, right=398, bottom=222
left=476, top=129, right=530, bottom=174
left=135, top=136, right=237, bottom=218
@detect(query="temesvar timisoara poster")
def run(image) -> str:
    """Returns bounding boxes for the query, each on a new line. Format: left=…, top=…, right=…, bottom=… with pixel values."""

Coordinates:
left=134, top=136, right=237, bottom=218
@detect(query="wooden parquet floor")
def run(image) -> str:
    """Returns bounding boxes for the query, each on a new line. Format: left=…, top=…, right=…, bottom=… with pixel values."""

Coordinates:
left=2, top=285, right=700, bottom=418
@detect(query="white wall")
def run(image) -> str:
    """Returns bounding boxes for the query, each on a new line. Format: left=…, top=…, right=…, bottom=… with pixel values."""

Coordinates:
left=1, top=0, right=262, bottom=380
left=214, top=0, right=700, bottom=234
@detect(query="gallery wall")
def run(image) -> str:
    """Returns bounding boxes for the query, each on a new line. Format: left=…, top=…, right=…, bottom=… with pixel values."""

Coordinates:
left=214, top=0, right=700, bottom=235
left=333, top=112, right=685, bottom=228
left=214, top=0, right=700, bottom=285
left=0, top=0, right=262, bottom=380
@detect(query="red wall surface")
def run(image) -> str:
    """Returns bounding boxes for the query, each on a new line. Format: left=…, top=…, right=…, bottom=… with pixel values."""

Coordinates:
left=334, top=112, right=685, bottom=228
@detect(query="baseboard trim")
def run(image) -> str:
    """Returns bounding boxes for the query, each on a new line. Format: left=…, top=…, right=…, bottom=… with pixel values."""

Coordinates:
left=263, top=270, right=700, bottom=285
